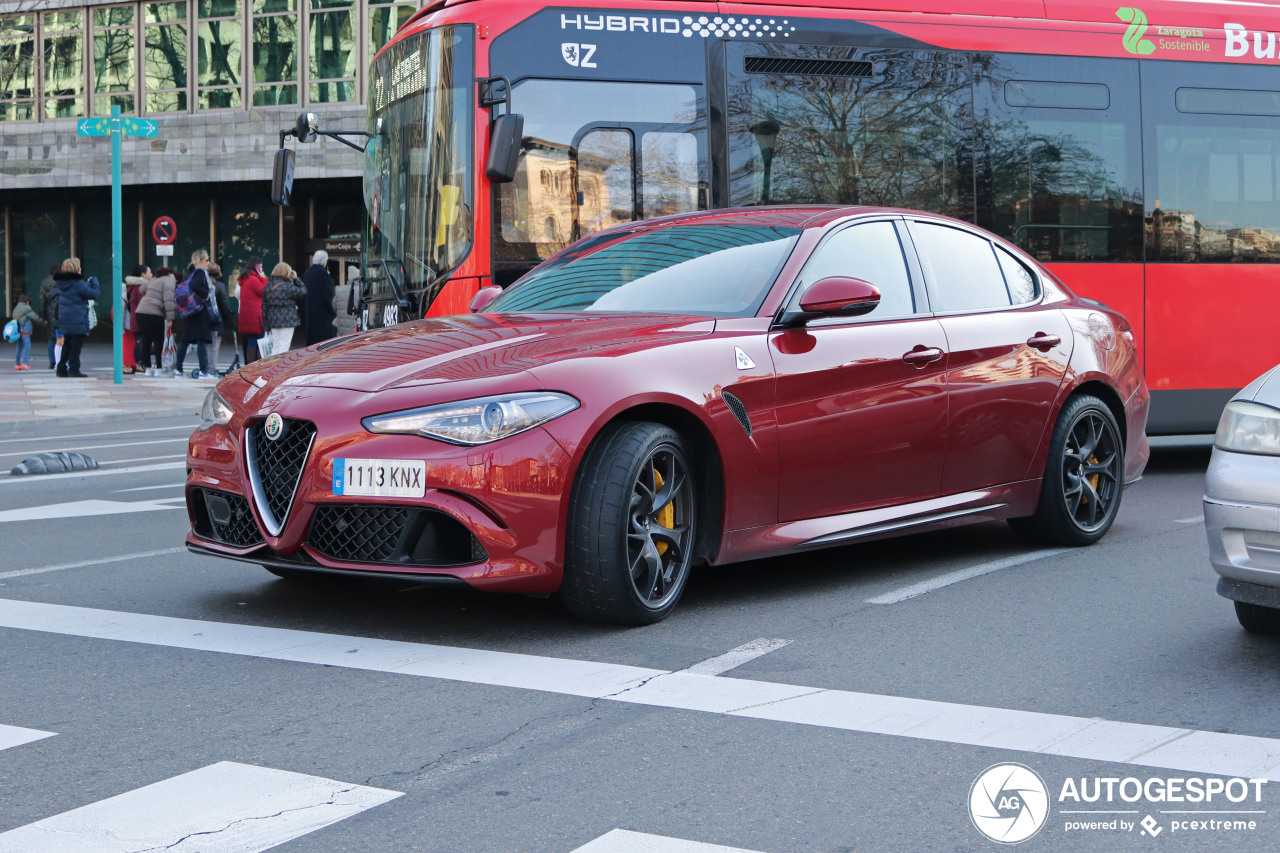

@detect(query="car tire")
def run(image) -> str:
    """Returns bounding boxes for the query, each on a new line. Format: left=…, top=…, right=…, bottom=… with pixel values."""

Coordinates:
left=561, top=422, right=697, bottom=625
left=1010, top=394, right=1124, bottom=547
left=1234, top=601, right=1280, bottom=634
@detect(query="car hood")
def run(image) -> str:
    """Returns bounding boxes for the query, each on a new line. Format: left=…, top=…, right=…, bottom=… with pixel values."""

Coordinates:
left=236, top=313, right=716, bottom=393
left=1243, top=363, right=1280, bottom=406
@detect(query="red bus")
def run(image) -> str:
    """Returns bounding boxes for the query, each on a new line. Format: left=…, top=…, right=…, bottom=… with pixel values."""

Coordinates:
left=341, top=0, right=1280, bottom=433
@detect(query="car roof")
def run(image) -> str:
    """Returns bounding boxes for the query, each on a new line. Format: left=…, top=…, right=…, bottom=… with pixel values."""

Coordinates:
left=596, top=205, right=964, bottom=234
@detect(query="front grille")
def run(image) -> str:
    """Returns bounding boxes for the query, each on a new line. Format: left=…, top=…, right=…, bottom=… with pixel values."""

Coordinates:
left=246, top=417, right=317, bottom=535
left=309, top=504, right=486, bottom=567
left=191, top=488, right=264, bottom=548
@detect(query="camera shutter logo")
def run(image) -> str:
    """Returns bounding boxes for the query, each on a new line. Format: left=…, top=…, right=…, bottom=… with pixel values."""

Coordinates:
left=969, top=763, right=1050, bottom=844
left=265, top=412, right=286, bottom=441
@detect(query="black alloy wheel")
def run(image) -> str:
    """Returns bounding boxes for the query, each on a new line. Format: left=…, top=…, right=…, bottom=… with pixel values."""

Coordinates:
left=1011, top=394, right=1124, bottom=546
left=562, top=422, right=697, bottom=624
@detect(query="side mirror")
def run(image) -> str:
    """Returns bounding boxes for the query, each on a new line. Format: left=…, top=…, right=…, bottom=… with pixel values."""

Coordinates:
left=486, top=114, right=524, bottom=183
left=469, top=284, right=503, bottom=313
left=270, top=148, right=295, bottom=206
left=783, top=276, right=880, bottom=325
left=295, top=112, right=319, bottom=143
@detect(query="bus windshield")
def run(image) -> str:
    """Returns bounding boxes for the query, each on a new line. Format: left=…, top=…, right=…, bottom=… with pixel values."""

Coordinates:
left=365, top=25, right=473, bottom=299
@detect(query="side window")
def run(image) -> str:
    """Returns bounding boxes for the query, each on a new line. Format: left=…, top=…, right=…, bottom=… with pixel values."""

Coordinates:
left=800, top=221, right=915, bottom=320
left=911, top=222, right=1010, bottom=312
left=995, top=246, right=1039, bottom=304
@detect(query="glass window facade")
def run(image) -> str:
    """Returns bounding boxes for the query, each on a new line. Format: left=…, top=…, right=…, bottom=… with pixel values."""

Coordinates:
left=4, top=0, right=420, bottom=120
left=0, top=14, right=36, bottom=122
left=93, top=6, right=137, bottom=115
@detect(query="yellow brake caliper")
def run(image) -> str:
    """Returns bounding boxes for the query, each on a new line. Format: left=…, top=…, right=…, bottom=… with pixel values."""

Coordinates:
left=652, top=469, right=673, bottom=555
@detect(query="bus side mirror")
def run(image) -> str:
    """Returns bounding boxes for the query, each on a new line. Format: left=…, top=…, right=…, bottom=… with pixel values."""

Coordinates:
left=271, top=148, right=295, bottom=206
left=486, top=114, right=524, bottom=183
left=295, top=112, right=319, bottom=143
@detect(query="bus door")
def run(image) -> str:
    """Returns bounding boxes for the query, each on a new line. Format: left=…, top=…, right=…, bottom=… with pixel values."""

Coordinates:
left=492, top=79, right=709, bottom=287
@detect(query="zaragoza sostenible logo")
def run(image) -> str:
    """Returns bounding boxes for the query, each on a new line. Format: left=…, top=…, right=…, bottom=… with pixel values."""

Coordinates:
left=1116, top=7, right=1157, bottom=54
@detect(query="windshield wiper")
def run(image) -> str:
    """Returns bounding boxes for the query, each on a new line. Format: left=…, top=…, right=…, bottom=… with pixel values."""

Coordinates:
left=364, top=258, right=411, bottom=310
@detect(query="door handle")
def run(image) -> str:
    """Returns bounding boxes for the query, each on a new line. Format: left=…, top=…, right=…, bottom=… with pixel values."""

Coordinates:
left=902, top=346, right=944, bottom=367
left=1026, top=333, right=1061, bottom=351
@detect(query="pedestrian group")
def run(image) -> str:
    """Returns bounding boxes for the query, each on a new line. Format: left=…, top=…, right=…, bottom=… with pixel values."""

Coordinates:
left=7, top=248, right=353, bottom=379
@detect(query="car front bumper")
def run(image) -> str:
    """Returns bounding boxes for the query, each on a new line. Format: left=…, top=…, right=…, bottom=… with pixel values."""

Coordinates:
left=1204, top=447, right=1280, bottom=596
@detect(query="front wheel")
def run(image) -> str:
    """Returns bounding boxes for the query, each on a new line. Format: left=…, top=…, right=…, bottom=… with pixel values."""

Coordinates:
left=561, top=422, right=697, bottom=625
left=1010, top=394, right=1124, bottom=546
left=1235, top=601, right=1280, bottom=634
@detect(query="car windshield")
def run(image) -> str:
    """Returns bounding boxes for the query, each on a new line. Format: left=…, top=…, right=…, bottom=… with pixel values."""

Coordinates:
left=485, top=224, right=800, bottom=317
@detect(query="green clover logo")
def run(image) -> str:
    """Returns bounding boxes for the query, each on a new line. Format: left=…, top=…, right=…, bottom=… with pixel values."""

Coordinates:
left=1116, top=7, right=1156, bottom=55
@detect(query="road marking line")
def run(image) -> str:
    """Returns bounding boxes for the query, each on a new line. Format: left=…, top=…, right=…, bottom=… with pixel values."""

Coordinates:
left=573, top=829, right=765, bottom=852
left=0, top=425, right=192, bottom=446
left=0, top=548, right=187, bottom=581
left=2, top=600, right=1280, bottom=781
left=0, top=761, right=401, bottom=853
left=0, top=437, right=189, bottom=460
left=96, top=454, right=188, bottom=466
left=682, top=639, right=791, bottom=676
left=0, top=462, right=185, bottom=484
left=0, top=499, right=183, bottom=524
left=1176, top=516, right=1205, bottom=524
left=866, top=548, right=1068, bottom=605
left=0, top=723, right=54, bottom=753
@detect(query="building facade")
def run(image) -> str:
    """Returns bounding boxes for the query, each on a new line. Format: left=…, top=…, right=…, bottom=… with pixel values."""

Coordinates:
left=0, top=0, right=415, bottom=315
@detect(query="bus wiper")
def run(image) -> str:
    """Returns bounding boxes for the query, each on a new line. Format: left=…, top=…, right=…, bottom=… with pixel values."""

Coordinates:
left=364, top=258, right=411, bottom=310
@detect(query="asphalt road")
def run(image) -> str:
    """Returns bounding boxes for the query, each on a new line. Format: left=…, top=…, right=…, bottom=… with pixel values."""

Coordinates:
left=0, top=414, right=1274, bottom=852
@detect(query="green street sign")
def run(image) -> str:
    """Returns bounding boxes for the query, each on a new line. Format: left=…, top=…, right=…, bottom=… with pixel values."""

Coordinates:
left=77, top=116, right=158, bottom=138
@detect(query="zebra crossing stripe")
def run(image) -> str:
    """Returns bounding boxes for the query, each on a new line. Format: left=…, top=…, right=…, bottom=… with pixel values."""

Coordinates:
left=3, top=598, right=1280, bottom=782
left=0, top=723, right=54, bottom=753
left=573, top=829, right=766, bottom=852
left=0, top=761, right=401, bottom=853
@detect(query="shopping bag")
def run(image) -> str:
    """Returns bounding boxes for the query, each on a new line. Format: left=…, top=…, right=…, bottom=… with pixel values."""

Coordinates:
left=87, top=300, right=98, bottom=331
left=258, top=335, right=277, bottom=359
left=161, top=332, right=177, bottom=373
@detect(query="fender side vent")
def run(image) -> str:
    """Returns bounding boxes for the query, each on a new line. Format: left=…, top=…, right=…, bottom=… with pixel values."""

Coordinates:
left=744, top=57, right=873, bottom=78
left=722, top=391, right=752, bottom=436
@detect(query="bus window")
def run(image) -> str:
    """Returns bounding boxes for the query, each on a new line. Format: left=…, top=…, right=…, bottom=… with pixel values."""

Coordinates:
left=1145, top=62, right=1280, bottom=263
left=726, top=44, right=972, bottom=219
left=975, top=54, right=1142, bottom=263
left=493, top=79, right=706, bottom=270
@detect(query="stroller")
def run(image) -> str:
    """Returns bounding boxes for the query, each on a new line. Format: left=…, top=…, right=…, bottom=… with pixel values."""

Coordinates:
left=218, top=295, right=242, bottom=377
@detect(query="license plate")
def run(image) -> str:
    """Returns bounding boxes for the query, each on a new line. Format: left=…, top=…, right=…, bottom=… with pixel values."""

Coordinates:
left=332, top=458, right=426, bottom=498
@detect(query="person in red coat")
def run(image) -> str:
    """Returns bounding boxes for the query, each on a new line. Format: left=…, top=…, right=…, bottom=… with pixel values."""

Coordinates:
left=236, top=256, right=267, bottom=364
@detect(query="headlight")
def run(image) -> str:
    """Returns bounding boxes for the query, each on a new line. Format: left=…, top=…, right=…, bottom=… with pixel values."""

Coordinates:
left=1215, top=400, right=1280, bottom=455
left=199, top=389, right=233, bottom=430
left=363, top=392, right=580, bottom=445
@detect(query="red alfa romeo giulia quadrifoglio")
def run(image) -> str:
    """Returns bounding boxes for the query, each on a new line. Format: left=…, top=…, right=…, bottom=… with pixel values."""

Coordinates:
left=186, top=207, right=1149, bottom=623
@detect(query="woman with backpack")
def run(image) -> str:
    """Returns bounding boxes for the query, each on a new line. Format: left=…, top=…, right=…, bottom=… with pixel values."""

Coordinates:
left=53, top=258, right=100, bottom=378
left=261, top=262, right=306, bottom=357
left=174, top=249, right=216, bottom=379
left=10, top=295, right=45, bottom=370
left=135, top=266, right=176, bottom=376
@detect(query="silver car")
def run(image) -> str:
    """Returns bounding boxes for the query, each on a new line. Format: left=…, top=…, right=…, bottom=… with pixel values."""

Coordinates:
left=1206, top=364, right=1280, bottom=633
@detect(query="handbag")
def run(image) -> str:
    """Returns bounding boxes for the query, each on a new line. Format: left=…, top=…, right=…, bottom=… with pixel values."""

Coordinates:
left=161, top=331, right=177, bottom=372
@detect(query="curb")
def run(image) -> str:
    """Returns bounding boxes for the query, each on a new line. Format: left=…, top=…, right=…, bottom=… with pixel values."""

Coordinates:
left=0, top=406, right=202, bottom=432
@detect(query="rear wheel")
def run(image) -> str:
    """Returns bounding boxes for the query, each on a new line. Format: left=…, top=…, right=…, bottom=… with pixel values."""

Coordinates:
left=561, top=422, right=697, bottom=625
left=1010, top=394, right=1123, bottom=546
left=1234, top=601, right=1280, bottom=634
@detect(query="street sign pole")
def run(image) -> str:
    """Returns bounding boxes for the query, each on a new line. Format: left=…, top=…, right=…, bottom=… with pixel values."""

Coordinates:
left=111, top=106, right=123, bottom=385
left=77, top=106, right=158, bottom=384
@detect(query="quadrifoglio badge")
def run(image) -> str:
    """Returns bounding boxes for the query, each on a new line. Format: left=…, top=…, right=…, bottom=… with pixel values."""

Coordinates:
left=968, top=763, right=1267, bottom=844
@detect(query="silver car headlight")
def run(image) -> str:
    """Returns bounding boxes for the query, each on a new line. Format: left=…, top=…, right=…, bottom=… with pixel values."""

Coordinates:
left=1215, top=401, right=1280, bottom=455
left=363, top=392, right=580, bottom=445
left=199, top=389, right=233, bottom=430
